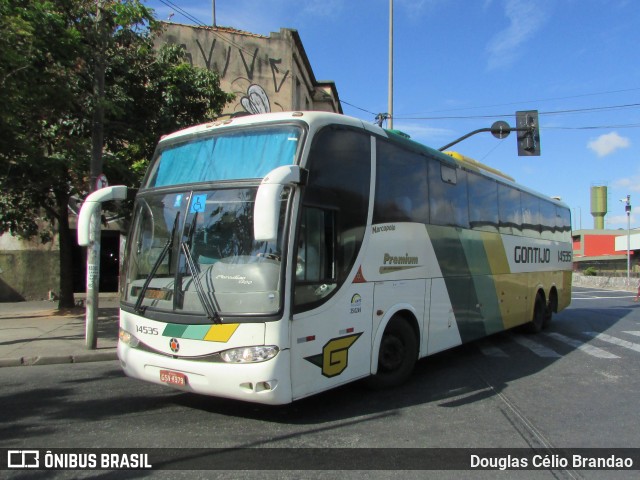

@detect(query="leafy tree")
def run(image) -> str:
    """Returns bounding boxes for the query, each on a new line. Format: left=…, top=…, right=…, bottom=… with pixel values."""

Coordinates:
left=0, top=0, right=233, bottom=308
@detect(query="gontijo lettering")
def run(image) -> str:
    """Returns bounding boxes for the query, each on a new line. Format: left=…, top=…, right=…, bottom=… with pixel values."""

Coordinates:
left=514, top=246, right=550, bottom=264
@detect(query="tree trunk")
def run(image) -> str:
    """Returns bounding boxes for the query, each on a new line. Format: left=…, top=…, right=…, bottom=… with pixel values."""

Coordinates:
left=56, top=190, right=76, bottom=309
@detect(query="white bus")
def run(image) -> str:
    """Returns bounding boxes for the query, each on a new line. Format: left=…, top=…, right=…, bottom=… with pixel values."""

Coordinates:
left=89, top=111, right=572, bottom=404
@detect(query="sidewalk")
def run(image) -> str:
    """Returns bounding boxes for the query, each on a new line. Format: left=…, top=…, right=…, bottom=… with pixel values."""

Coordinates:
left=0, top=295, right=119, bottom=368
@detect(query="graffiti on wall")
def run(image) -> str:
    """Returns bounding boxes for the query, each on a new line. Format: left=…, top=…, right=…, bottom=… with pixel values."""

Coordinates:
left=174, top=36, right=291, bottom=114
left=241, top=85, right=270, bottom=114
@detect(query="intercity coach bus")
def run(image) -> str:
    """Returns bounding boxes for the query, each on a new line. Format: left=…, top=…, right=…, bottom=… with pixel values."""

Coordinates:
left=81, top=111, right=572, bottom=404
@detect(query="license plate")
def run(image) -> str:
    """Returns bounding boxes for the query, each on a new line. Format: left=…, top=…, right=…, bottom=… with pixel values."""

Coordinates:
left=160, top=369, right=187, bottom=386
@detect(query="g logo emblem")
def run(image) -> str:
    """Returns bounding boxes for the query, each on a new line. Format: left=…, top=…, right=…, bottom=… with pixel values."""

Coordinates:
left=305, top=333, right=362, bottom=378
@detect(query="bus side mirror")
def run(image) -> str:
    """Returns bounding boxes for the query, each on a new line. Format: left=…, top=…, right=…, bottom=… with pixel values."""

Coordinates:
left=254, top=166, right=304, bottom=242
left=77, top=186, right=128, bottom=246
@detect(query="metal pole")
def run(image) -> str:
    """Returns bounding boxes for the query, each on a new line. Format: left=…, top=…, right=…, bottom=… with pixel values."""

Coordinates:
left=87, top=0, right=105, bottom=350
left=388, top=0, right=393, bottom=130
left=627, top=195, right=631, bottom=286
left=212, top=0, right=216, bottom=27
left=578, top=206, right=582, bottom=230
left=85, top=209, right=101, bottom=349
left=77, top=186, right=127, bottom=350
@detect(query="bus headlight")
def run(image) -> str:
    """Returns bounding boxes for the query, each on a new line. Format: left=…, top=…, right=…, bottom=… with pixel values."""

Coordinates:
left=119, top=328, right=140, bottom=348
left=220, top=346, right=279, bottom=363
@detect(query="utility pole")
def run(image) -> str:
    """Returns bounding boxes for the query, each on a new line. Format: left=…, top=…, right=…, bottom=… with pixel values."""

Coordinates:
left=388, top=0, right=394, bottom=129
left=212, top=0, right=216, bottom=27
left=87, top=0, right=106, bottom=349
left=623, top=195, right=631, bottom=285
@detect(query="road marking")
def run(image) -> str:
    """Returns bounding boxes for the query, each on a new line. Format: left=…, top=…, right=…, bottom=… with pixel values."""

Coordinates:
left=476, top=340, right=508, bottom=357
left=622, top=331, right=640, bottom=338
left=544, top=332, right=619, bottom=359
left=583, top=332, right=640, bottom=354
left=571, top=295, right=636, bottom=300
left=511, top=335, right=561, bottom=358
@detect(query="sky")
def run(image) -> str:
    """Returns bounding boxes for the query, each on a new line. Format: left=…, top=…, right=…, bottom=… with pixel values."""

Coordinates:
left=145, top=0, right=640, bottom=232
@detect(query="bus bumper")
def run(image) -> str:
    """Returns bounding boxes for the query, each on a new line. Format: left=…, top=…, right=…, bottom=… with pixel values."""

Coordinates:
left=117, top=342, right=293, bottom=405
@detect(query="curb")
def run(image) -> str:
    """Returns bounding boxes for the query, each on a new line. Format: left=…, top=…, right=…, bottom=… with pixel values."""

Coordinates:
left=0, top=350, right=118, bottom=368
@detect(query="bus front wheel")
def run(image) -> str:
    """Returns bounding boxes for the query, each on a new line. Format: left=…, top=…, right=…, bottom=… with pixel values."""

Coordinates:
left=366, top=316, right=418, bottom=389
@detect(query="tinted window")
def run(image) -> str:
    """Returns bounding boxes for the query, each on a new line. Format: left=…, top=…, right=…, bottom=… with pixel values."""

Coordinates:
left=540, top=200, right=556, bottom=240
left=294, top=127, right=371, bottom=311
left=374, top=140, right=429, bottom=224
left=428, top=161, right=469, bottom=228
left=521, top=192, right=540, bottom=238
left=498, top=184, right=521, bottom=235
left=556, top=206, right=572, bottom=242
left=468, top=172, right=498, bottom=232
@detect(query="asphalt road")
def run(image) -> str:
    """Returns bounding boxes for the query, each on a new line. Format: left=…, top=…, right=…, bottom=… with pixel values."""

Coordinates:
left=2, top=286, right=640, bottom=479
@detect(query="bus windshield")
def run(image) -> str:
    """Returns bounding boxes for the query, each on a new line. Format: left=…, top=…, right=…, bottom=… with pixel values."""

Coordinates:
left=123, top=187, right=290, bottom=320
left=145, top=124, right=302, bottom=188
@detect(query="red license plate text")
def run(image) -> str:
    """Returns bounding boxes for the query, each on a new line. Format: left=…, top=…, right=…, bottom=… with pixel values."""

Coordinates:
left=160, top=369, right=187, bottom=386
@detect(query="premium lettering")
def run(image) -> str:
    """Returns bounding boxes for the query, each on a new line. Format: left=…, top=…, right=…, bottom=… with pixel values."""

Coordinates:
left=383, top=253, right=418, bottom=265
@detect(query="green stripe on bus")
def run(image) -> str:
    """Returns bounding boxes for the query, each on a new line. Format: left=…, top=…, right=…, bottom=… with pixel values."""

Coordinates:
left=460, top=230, right=504, bottom=335
left=163, top=323, right=188, bottom=337
left=182, top=324, right=213, bottom=340
left=427, top=225, right=487, bottom=343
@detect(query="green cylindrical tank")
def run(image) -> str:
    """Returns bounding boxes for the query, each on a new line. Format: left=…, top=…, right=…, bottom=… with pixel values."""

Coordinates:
left=590, top=185, right=607, bottom=230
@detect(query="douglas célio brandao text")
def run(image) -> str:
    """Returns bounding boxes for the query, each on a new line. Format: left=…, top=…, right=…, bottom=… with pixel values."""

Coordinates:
left=470, top=453, right=634, bottom=470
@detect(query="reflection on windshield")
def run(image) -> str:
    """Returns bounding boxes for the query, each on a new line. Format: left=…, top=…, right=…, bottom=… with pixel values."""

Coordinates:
left=124, top=187, right=289, bottom=319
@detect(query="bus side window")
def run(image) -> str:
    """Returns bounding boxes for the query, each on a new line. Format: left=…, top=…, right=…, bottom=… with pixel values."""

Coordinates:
left=293, top=126, right=371, bottom=312
left=428, top=161, right=469, bottom=228
left=468, top=172, right=498, bottom=232
left=373, top=140, right=429, bottom=224
left=521, top=192, right=541, bottom=238
left=296, top=207, right=335, bottom=283
left=498, top=184, right=522, bottom=236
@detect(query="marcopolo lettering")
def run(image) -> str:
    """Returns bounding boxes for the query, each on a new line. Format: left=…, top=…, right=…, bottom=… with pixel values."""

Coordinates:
left=372, top=224, right=396, bottom=234
left=514, top=246, right=551, bottom=264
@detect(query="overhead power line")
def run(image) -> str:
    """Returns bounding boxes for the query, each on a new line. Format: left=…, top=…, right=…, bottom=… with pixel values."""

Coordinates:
left=545, top=123, right=640, bottom=130
left=393, top=102, right=640, bottom=121
left=155, top=0, right=288, bottom=66
left=341, top=99, right=378, bottom=116
left=398, top=87, right=640, bottom=116
left=157, top=0, right=206, bottom=26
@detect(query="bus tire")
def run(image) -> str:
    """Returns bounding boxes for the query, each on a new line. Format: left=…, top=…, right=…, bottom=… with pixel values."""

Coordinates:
left=543, top=289, right=557, bottom=327
left=524, top=292, right=546, bottom=334
left=366, top=316, right=418, bottom=389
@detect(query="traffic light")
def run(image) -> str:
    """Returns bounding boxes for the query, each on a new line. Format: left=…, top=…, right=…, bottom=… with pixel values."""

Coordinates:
left=516, top=110, right=540, bottom=156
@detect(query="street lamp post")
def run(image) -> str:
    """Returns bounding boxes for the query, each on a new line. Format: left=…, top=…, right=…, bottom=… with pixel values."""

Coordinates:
left=623, top=195, right=631, bottom=285
left=388, top=0, right=393, bottom=129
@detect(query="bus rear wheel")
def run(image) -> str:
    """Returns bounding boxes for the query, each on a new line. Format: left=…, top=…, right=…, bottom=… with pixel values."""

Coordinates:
left=523, top=292, right=546, bottom=334
left=543, top=289, right=557, bottom=327
left=366, top=316, right=418, bottom=389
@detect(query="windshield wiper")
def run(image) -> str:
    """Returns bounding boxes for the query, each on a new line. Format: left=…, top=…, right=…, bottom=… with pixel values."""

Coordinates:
left=181, top=213, right=222, bottom=324
left=134, top=211, right=180, bottom=314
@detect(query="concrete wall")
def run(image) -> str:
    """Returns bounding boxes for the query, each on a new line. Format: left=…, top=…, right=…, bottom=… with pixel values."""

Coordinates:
left=157, top=23, right=341, bottom=116
left=0, top=233, right=59, bottom=301
left=573, top=273, right=639, bottom=291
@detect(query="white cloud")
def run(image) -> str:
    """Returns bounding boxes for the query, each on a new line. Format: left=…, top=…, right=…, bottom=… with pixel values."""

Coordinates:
left=486, top=0, right=549, bottom=70
left=613, top=174, right=640, bottom=193
left=605, top=212, right=637, bottom=228
left=299, top=0, right=345, bottom=18
left=394, top=123, right=455, bottom=143
left=587, top=132, right=631, bottom=157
